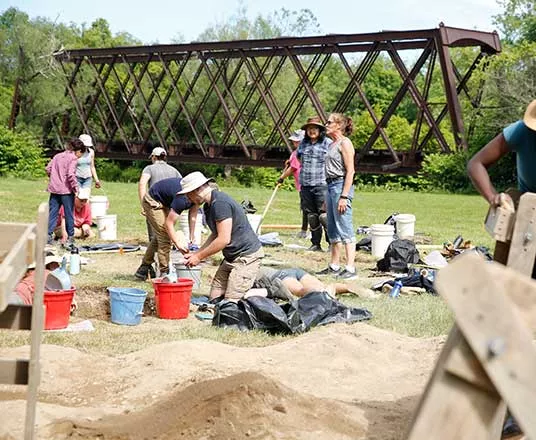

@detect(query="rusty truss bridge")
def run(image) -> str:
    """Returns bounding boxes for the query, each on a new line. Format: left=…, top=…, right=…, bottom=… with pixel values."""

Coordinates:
left=53, top=24, right=501, bottom=173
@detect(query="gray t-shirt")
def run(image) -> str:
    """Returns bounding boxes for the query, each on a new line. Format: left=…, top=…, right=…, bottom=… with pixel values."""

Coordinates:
left=204, top=190, right=261, bottom=261
left=325, top=139, right=346, bottom=180
left=142, top=161, right=181, bottom=187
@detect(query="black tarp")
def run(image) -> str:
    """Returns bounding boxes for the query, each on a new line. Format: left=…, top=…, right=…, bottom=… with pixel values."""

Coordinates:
left=212, top=291, right=372, bottom=334
left=376, top=239, right=421, bottom=273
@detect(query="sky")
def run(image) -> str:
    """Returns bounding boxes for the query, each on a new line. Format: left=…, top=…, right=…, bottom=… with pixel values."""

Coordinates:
left=2, top=0, right=503, bottom=45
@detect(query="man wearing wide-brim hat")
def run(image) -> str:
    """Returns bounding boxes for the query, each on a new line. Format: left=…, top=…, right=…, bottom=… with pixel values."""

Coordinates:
left=297, top=116, right=332, bottom=251
left=468, top=99, right=536, bottom=207
left=178, top=172, right=264, bottom=301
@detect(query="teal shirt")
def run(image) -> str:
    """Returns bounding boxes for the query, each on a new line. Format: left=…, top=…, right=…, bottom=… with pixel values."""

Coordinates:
left=503, top=120, right=536, bottom=193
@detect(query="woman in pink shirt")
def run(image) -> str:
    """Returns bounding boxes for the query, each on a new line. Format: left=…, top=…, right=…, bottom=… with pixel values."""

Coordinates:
left=46, top=138, right=86, bottom=246
left=277, top=129, right=308, bottom=238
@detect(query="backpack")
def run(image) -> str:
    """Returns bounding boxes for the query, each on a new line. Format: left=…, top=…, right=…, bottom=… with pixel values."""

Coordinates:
left=376, top=239, right=421, bottom=273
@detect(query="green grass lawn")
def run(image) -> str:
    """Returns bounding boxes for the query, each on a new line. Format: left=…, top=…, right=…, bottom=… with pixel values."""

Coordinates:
left=0, top=177, right=494, bottom=353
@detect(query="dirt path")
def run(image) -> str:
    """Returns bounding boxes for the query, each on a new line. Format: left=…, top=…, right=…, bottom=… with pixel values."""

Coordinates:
left=0, top=324, right=442, bottom=439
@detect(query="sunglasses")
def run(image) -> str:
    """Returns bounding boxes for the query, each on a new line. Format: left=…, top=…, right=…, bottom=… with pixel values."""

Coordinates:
left=325, top=120, right=335, bottom=126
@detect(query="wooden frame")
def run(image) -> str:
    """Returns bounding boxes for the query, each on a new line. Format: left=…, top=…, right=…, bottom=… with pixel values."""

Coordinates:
left=407, top=193, right=536, bottom=439
left=0, top=204, right=48, bottom=440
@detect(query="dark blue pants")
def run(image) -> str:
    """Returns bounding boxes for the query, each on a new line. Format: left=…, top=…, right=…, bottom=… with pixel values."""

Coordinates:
left=48, top=193, right=75, bottom=238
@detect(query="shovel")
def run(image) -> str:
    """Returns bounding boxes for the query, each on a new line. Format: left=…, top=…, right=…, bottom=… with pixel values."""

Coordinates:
left=256, top=184, right=280, bottom=234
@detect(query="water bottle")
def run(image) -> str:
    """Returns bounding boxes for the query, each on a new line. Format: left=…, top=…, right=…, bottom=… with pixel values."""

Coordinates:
left=390, top=280, right=403, bottom=298
left=69, top=247, right=80, bottom=275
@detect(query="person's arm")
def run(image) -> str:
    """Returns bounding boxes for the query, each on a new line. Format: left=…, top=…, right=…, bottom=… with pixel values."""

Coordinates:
left=184, top=218, right=232, bottom=267
left=89, top=149, right=101, bottom=188
left=338, top=138, right=355, bottom=214
left=67, top=156, right=79, bottom=194
left=138, top=173, right=151, bottom=208
left=165, top=209, right=188, bottom=253
left=188, top=206, right=198, bottom=243
left=277, top=164, right=293, bottom=183
left=467, top=133, right=510, bottom=206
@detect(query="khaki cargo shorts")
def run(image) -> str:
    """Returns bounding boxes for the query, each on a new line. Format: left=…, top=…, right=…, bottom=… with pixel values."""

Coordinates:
left=210, top=247, right=264, bottom=300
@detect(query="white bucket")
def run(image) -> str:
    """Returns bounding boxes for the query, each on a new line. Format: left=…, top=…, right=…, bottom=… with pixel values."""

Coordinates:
left=178, top=211, right=203, bottom=245
left=371, top=224, right=395, bottom=259
left=394, top=214, right=416, bottom=239
left=90, top=195, right=108, bottom=220
left=96, top=214, right=117, bottom=241
left=247, top=214, right=262, bottom=235
left=175, top=264, right=202, bottom=290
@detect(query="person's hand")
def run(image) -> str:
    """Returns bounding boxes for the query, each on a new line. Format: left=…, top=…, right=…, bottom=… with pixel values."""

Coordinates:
left=277, top=177, right=284, bottom=185
left=61, top=234, right=68, bottom=243
left=140, top=209, right=146, bottom=217
left=184, top=252, right=201, bottom=267
left=95, top=180, right=101, bottom=189
left=338, top=198, right=348, bottom=214
left=499, top=192, right=515, bottom=211
left=175, top=242, right=189, bottom=254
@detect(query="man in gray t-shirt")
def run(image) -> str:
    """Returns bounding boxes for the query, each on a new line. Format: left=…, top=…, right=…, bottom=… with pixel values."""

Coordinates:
left=178, top=172, right=264, bottom=301
left=138, top=147, right=181, bottom=241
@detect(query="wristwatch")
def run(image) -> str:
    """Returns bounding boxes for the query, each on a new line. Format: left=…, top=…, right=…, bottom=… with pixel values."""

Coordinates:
left=340, top=195, right=348, bottom=200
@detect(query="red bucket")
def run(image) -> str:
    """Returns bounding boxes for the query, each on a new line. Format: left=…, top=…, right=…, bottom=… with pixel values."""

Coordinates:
left=43, top=288, right=75, bottom=330
left=152, top=278, right=194, bottom=319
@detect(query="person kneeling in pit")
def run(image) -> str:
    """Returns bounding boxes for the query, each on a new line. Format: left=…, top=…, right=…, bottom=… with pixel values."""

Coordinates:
left=54, top=187, right=94, bottom=242
left=254, top=266, right=359, bottom=300
left=180, top=172, right=265, bottom=302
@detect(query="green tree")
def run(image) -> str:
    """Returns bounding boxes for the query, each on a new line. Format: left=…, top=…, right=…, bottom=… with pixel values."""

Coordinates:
left=494, top=0, right=536, bottom=43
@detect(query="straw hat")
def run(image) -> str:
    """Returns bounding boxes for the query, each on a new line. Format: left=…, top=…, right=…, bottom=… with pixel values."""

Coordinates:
left=301, top=116, right=325, bottom=131
left=177, top=171, right=214, bottom=194
left=523, top=99, right=536, bottom=131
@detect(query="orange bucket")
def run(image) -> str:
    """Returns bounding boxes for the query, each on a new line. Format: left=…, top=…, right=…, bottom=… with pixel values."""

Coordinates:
left=152, top=278, right=194, bottom=319
left=43, top=288, right=75, bottom=330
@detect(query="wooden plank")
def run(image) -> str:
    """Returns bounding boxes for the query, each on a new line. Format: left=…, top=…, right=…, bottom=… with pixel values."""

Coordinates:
left=0, top=359, right=29, bottom=385
left=25, top=203, right=48, bottom=440
left=506, top=193, right=536, bottom=274
left=0, top=304, right=32, bottom=330
left=436, top=253, right=536, bottom=439
left=406, top=326, right=504, bottom=440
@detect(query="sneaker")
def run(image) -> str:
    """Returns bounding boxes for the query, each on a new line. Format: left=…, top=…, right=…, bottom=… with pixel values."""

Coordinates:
left=135, top=264, right=154, bottom=280
left=337, top=269, right=358, bottom=280
left=62, top=237, right=77, bottom=252
left=47, top=234, right=56, bottom=246
left=316, top=265, right=342, bottom=276
left=307, top=244, right=323, bottom=252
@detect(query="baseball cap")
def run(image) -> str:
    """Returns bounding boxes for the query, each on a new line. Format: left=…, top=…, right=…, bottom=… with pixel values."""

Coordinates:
left=149, top=147, right=167, bottom=158
left=78, top=134, right=93, bottom=147
left=288, top=129, right=305, bottom=142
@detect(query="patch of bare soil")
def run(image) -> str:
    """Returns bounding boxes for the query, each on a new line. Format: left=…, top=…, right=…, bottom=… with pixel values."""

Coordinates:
left=0, top=325, right=443, bottom=440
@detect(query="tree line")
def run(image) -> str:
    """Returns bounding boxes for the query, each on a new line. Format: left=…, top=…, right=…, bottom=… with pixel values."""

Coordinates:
left=0, top=2, right=535, bottom=192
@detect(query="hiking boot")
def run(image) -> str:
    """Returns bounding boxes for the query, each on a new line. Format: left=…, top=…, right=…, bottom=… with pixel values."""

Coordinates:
left=255, top=275, right=295, bottom=302
left=307, top=244, right=323, bottom=252
left=316, top=265, right=342, bottom=276
left=337, top=269, right=358, bottom=280
left=135, top=264, right=155, bottom=280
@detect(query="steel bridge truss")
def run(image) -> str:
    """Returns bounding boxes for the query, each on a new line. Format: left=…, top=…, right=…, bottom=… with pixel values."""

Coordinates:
left=54, top=24, right=500, bottom=173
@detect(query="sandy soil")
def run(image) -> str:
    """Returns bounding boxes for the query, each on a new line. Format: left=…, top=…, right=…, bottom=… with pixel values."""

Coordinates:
left=0, top=323, right=443, bottom=439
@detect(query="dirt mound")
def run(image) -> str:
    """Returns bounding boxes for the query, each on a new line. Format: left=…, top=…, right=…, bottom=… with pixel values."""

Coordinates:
left=50, top=372, right=367, bottom=440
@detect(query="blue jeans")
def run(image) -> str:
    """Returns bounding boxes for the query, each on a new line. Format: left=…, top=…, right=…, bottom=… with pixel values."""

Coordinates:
left=48, top=193, right=75, bottom=238
left=326, top=180, right=355, bottom=244
left=77, top=176, right=92, bottom=189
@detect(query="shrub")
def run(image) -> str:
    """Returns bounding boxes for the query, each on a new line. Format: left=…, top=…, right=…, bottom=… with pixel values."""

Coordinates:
left=0, top=126, right=46, bottom=178
left=95, top=158, right=122, bottom=181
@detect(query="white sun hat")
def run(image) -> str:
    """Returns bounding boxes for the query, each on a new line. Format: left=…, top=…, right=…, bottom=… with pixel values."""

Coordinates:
left=177, top=171, right=214, bottom=194
left=149, top=147, right=167, bottom=158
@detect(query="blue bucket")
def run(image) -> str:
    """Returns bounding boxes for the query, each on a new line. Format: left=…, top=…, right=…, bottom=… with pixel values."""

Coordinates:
left=108, top=287, right=147, bottom=325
